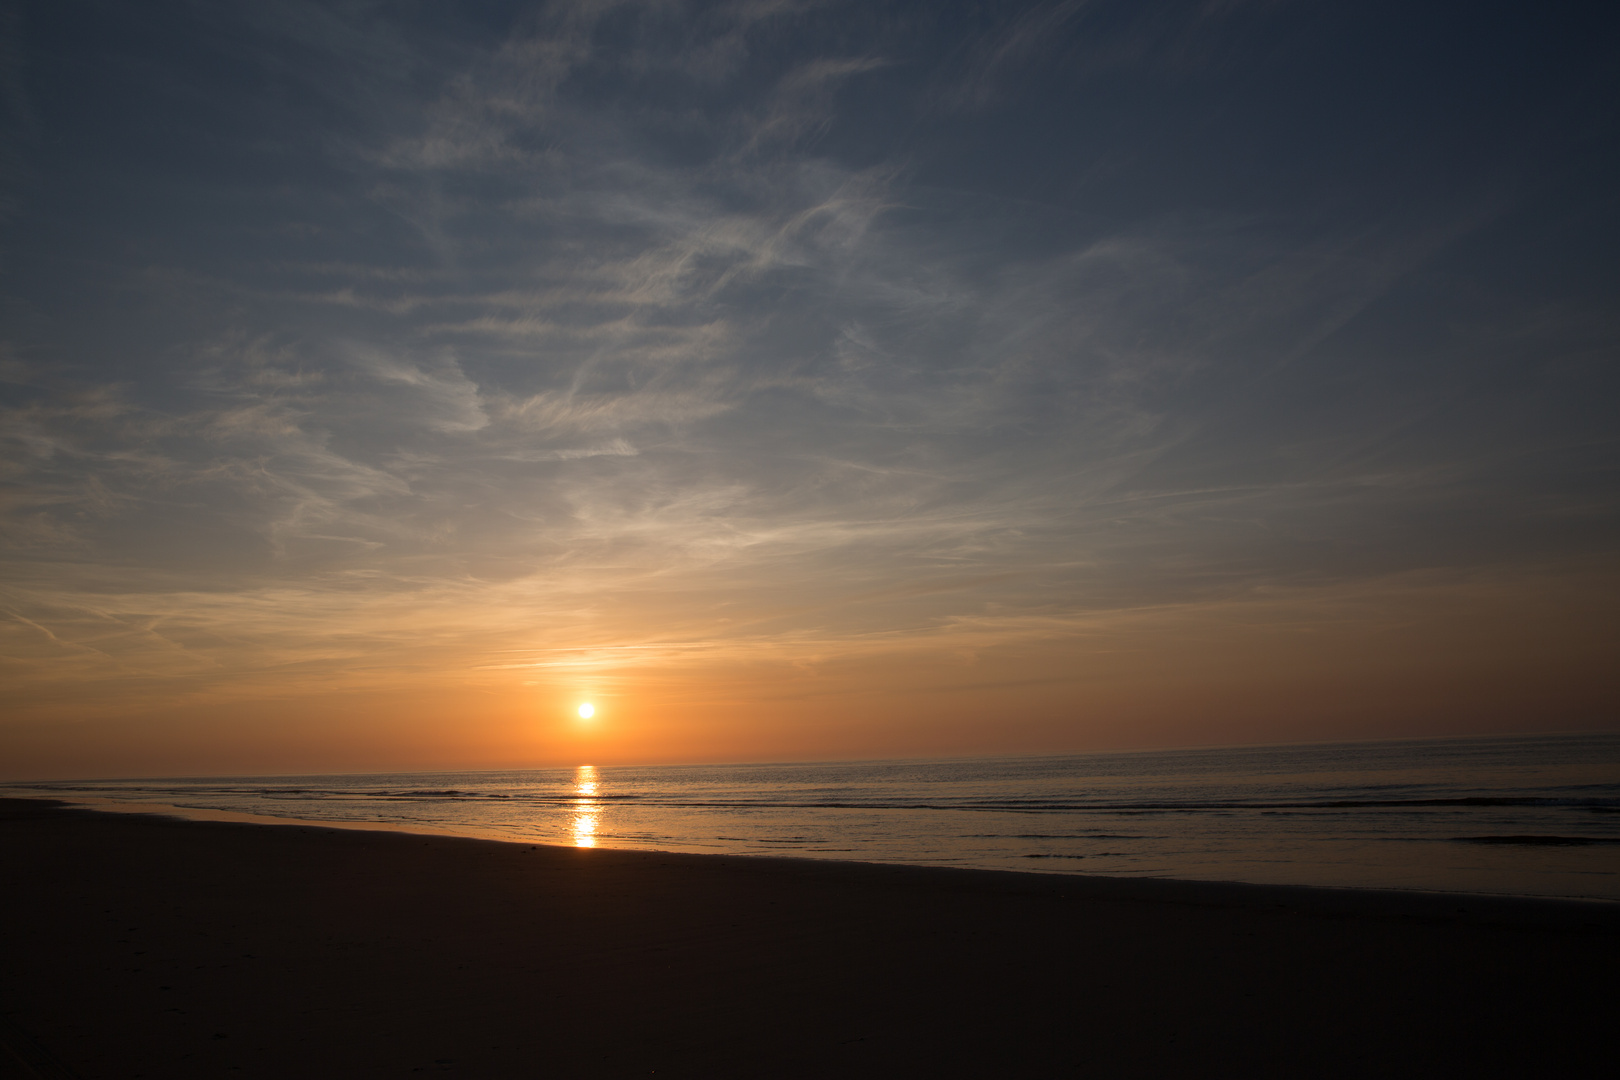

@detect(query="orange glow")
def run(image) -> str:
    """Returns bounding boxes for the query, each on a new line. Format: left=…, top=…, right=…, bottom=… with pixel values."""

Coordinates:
left=0, top=566, right=1615, bottom=780
left=571, top=765, right=600, bottom=848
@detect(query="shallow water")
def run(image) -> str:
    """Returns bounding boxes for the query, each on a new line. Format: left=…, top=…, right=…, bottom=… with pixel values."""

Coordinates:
left=8, top=732, right=1618, bottom=899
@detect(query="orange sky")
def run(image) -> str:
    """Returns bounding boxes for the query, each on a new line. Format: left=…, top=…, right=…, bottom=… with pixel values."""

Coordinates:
left=5, top=562, right=1613, bottom=779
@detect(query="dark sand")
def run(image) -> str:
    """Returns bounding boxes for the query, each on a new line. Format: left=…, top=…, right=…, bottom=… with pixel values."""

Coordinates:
left=3, top=799, right=1615, bottom=1078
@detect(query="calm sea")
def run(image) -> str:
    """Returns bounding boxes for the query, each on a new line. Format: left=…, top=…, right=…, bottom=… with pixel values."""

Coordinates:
left=8, top=732, right=1618, bottom=900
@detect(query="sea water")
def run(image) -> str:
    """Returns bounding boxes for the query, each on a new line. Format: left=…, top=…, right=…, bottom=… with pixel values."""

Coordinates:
left=7, top=732, right=1618, bottom=900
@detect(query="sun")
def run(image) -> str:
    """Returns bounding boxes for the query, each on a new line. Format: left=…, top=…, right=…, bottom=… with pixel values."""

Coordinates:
left=577, top=702, right=595, bottom=719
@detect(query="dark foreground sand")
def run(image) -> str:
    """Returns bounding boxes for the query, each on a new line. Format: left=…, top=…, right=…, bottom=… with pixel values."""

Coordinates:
left=2, top=799, right=1616, bottom=1079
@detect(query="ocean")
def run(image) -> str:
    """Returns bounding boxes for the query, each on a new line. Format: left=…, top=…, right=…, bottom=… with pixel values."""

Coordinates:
left=7, top=731, right=1618, bottom=900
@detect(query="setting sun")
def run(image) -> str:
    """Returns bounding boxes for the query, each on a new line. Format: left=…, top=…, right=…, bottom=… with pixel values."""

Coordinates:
left=577, top=703, right=595, bottom=719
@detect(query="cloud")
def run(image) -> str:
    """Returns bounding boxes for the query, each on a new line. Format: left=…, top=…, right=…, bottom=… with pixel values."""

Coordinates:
left=1, top=0, right=1614, bottom=748
left=742, top=55, right=890, bottom=152
left=492, top=388, right=731, bottom=433
left=944, top=0, right=1091, bottom=112
left=350, top=348, right=490, bottom=433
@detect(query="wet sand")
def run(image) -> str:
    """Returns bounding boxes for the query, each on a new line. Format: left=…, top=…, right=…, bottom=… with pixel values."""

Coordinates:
left=2, top=797, right=1615, bottom=1078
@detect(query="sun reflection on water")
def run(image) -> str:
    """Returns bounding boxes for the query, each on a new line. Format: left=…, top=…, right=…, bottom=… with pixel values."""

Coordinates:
left=571, top=764, right=599, bottom=848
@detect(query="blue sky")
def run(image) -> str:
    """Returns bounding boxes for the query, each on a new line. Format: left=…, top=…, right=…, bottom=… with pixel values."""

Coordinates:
left=1, top=1, right=1616, bottom=775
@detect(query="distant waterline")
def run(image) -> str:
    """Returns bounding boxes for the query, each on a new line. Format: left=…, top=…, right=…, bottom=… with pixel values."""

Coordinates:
left=7, top=732, right=1618, bottom=900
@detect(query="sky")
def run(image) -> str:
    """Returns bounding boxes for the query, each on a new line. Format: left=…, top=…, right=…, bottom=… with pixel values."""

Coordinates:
left=1, top=0, right=1616, bottom=779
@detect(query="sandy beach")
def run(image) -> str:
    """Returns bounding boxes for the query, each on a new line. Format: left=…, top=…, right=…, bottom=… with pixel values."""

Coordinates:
left=2, top=798, right=1615, bottom=1078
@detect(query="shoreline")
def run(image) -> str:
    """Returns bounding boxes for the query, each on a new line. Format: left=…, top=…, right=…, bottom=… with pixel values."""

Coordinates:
left=9, top=792, right=1617, bottom=910
left=4, top=797, right=1617, bottom=1077
left=6, top=790, right=1613, bottom=906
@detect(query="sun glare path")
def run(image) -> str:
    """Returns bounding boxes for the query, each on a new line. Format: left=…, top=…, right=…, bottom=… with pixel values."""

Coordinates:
left=572, top=764, right=599, bottom=848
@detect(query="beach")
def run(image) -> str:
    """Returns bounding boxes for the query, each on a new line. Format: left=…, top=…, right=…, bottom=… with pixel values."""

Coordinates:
left=3, top=798, right=1615, bottom=1078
